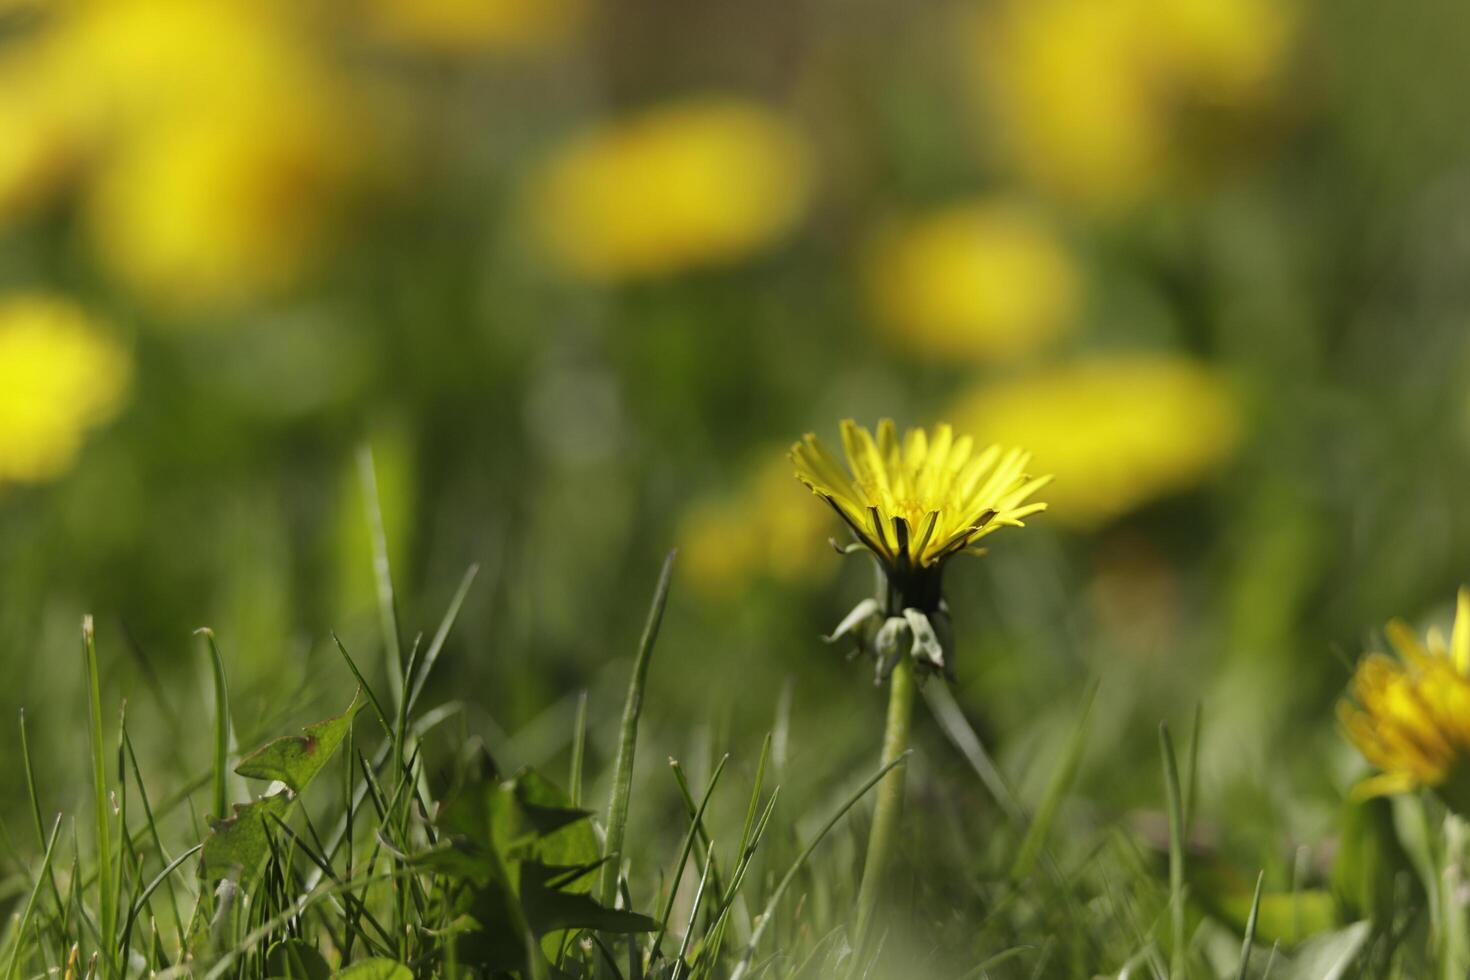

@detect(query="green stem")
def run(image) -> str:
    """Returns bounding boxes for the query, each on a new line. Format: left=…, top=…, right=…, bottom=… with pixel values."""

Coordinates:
left=1443, top=813, right=1470, bottom=980
left=852, top=653, right=915, bottom=950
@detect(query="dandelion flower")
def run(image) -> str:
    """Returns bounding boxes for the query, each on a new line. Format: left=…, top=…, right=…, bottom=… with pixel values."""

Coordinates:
left=791, top=419, right=1049, bottom=677
left=0, top=295, right=131, bottom=484
left=1339, top=590, right=1470, bottom=813
left=528, top=98, right=812, bottom=282
left=681, top=455, right=833, bottom=599
left=36, top=0, right=364, bottom=314
left=84, top=96, right=358, bottom=314
left=950, top=356, right=1239, bottom=529
left=969, top=0, right=1293, bottom=206
left=865, top=199, right=1079, bottom=363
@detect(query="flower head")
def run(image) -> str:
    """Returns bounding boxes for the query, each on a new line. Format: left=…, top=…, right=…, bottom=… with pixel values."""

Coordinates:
left=527, top=98, right=811, bottom=281
left=0, top=294, right=131, bottom=484
left=949, top=355, right=1239, bottom=529
left=865, top=199, right=1079, bottom=364
left=681, top=454, right=834, bottom=600
left=791, top=419, right=1049, bottom=679
left=1339, top=590, right=1470, bottom=812
left=968, top=0, right=1294, bottom=206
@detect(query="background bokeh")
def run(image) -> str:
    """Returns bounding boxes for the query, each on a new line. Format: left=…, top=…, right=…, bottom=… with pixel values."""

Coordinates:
left=4, top=0, right=1470, bottom=965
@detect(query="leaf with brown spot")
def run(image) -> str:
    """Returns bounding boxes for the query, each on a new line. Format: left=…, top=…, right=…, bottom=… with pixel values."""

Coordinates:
left=235, top=690, right=363, bottom=793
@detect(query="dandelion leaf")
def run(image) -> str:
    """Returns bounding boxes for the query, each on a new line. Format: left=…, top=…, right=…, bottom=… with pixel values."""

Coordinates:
left=431, top=767, right=654, bottom=971
left=200, top=791, right=292, bottom=881
left=521, top=860, right=656, bottom=935
left=235, top=690, right=363, bottom=793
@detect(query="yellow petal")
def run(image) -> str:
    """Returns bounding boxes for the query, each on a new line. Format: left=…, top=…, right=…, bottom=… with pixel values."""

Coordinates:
left=1454, top=587, right=1470, bottom=675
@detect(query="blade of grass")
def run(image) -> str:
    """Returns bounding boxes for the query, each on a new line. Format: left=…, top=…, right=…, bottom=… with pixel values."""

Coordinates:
left=1183, top=703, right=1202, bottom=839
left=570, top=690, right=589, bottom=808
left=82, top=616, right=118, bottom=972
left=4, top=813, right=61, bottom=980
left=333, top=633, right=395, bottom=741
left=118, top=845, right=202, bottom=967
left=701, top=786, right=780, bottom=972
left=19, top=711, right=66, bottom=935
left=652, top=754, right=728, bottom=958
left=1160, top=722, right=1187, bottom=979
left=122, top=730, right=188, bottom=943
left=668, top=760, right=727, bottom=916
left=598, top=551, right=677, bottom=910
left=113, top=706, right=134, bottom=966
left=359, top=446, right=405, bottom=712
left=1010, top=680, right=1098, bottom=881
left=406, top=563, right=480, bottom=713
left=701, top=734, right=771, bottom=965
left=957, top=945, right=1038, bottom=979
left=1236, top=870, right=1265, bottom=980
left=923, top=681, right=1027, bottom=827
left=196, top=629, right=231, bottom=822
left=728, top=753, right=909, bottom=980
left=670, top=851, right=715, bottom=980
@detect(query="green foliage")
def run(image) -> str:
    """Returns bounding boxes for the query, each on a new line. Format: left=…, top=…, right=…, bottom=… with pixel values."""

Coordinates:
left=333, top=959, right=413, bottom=980
left=201, top=792, right=294, bottom=883
left=235, top=691, right=364, bottom=793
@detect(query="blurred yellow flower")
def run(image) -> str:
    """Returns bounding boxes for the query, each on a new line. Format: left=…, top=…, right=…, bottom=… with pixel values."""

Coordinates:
left=950, top=356, right=1240, bottom=528
left=42, top=0, right=325, bottom=134
left=363, top=0, right=584, bottom=53
left=1339, top=590, right=1470, bottom=810
left=13, top=0, right=367, bottom=313
left=865, top=200, right=1079, bottom=363
left=681, top=455, right=832, bottom=599
left=971, top=0, right=1293, bottom=205
left=528, top=98, right=812, bottom=281
left=84, top=96, right=358, bottom=314
left=0, top=295, right=131, bottom=484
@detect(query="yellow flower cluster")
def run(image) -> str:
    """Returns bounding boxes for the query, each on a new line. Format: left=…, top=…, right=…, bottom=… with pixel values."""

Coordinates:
left=0, top=0, right=363, bottom=314
left=528, top=98, right=812, bottom=282
left=1340, top=590, right=1470, bottom=809
left=950, top=356, right=1240, bottom=528
left=971, top=0, right=1293, bottom=205
left=864, top=199, right=1079, bottom=364
left=0, top=295, right=130, bottom=484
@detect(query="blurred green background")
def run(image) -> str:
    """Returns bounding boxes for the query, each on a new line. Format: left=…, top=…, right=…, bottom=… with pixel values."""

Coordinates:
left=4, top=0, right=1470, bottom=962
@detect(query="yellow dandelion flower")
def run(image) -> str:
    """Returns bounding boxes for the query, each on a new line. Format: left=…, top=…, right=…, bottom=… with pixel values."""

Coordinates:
left=950, top=356, right=1240, bottom=529
left=30, top=0, right=364, bottom=313
left=791, top=419, right=1049, bottom=677
left=0, top=295, right=131, bottom=484
left=681, top=455, right=833, bottom=599
left=363, top=0, right=585, bottom=54
left=527, top=98, right=812, bottom=282
left=41, top=0, right=325, bottom=134
left=865, top=199, right=1080, bottom=363
left=84, top=95, right=358, bottom=314
left=1339, top=590, right=1470, bottom=812
left=969, top=0, right=1293, bottom=206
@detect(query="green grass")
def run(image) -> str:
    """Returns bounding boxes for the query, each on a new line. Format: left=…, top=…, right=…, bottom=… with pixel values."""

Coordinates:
left=0, top=498, right=1458, bottom=978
